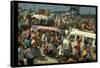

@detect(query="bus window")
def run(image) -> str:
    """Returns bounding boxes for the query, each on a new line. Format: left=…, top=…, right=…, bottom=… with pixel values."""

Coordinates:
left=68, top=34, right=75, bottom=41
left=76, top=35, right=83, bottom=42
left=84, top=37, right=94, bottom=46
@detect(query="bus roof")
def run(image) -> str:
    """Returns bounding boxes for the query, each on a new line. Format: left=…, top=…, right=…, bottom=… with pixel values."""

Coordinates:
left=70, top=29, right=96, bottom=39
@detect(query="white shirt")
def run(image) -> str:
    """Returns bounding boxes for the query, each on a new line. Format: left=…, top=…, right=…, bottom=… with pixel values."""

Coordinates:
left=63, top=38, right=69, bottom=49
left=57, top=45, right=64, bottom=55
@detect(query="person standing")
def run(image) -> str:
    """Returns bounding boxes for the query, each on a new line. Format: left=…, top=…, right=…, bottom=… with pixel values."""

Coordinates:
left=76, top=39, right=82, bottom=58
left=22, top=27, right=31, bottom=48
left=24, top=45, right=36, bottom=65
left=85, top=43, right=94, bottom=61
left=18, top=43, right=25, bottom=65
left=57, top=44, right=64, bottom=57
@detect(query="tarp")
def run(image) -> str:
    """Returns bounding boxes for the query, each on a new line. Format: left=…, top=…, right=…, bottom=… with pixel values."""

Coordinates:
left=32, top=25, right=60, bottom=31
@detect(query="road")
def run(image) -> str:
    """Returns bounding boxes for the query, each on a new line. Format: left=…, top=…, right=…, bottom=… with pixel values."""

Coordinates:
left=23, top=56, right=59, bottom=65
left=34, top=56, right=59, bottom=64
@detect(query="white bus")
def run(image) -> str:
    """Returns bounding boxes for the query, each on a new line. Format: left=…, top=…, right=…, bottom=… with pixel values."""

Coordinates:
left=63, top=28, right=96, bottom=50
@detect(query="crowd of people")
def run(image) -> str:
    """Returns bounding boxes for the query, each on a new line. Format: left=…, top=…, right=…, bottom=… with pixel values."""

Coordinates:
left=18, top=7, right=96, bottom=33
left=18, top=7, right=96, bottom=65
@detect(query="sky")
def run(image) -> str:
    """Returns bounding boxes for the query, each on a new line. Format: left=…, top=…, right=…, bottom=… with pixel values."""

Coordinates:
left=18, top=3, right=96, bottom=14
